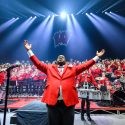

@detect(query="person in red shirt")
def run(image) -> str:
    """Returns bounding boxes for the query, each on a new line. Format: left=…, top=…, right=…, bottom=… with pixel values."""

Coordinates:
left=97, top=72, right=112, bottom=92
left=114, top=66, right=123, bottom=79
left=24, top=40, right=105, bottom=125
left=110, top=60, right=118, bottom=72
left=77, top=70, right=98, bottom=121
left=0, top=71, right=6, bottom=85
left=91, top=65, right=102, bottom=78
left=0, top=71, right=6, bottom=102
left=121, top=61, right=125, bottom=72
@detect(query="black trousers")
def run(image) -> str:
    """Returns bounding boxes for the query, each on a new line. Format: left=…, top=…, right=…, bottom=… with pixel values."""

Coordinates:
left=81, top=98, right=90, bottom=117
left=47, top=100, right=75, bottom=125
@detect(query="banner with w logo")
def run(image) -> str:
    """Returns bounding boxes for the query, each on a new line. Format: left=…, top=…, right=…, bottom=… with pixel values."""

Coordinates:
left=53, top=30, right=72, bottom=47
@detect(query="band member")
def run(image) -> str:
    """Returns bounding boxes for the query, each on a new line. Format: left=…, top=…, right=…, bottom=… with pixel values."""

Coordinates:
left=119, top=74, right=125, bottom=90
left=0, top=71, right=6, bottom=86
left=0, top=70, right=6, bottom=103
left=114, top=66, right=123, bottom=79
left=77, top=70, right=98, bottom=121
left=24, top=40, right=105, bottom=125
left=91, top=65, right=102, bottom=78
left=97, top=72, right=112, bottom=92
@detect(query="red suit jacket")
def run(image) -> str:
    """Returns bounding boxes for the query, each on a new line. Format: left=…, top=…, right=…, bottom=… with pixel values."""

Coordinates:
left=30, top=55, right=96, bottom=106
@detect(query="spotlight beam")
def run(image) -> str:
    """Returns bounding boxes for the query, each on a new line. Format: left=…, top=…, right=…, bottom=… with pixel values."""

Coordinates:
left=0, top=18, right=18, bottom=33
left=102, top=0, right=123, bottom=13
left=86, top=13, right=125, bottom=51
left=76, top=0, right=100, bottom=15
left=109, top=12, right=125, bottom=26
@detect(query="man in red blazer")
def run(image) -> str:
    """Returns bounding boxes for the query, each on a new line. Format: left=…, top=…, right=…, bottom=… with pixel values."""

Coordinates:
left=24, top=40, right=105, bottom=125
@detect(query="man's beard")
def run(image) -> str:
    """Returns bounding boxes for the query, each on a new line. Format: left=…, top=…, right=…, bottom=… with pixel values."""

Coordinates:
left=57, top=61, right=66, bottom=66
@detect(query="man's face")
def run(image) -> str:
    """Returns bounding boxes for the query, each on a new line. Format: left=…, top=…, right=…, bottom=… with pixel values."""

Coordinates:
left=56, top=55, right=66, bottom=66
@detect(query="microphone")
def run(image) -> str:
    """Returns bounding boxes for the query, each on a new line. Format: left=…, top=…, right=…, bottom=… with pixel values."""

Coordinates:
left=7, top=64, right=21, bottom=70
left=10, top=64, right=20, bottom=68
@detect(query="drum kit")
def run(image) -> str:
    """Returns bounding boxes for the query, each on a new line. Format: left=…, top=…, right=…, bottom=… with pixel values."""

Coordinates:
left=77, top=76, right=125, bottom=106
left=77, top=88, right=111, bottom=101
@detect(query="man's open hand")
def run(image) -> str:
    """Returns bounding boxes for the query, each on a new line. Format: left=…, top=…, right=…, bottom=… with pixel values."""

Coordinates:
left=24, top=40, right=32, bottom=51
left=96, top=49, right=105, bottom=57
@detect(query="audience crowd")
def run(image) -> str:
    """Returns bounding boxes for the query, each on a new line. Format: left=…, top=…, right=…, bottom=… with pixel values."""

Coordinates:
left=0, top=59, right=125, bottom=97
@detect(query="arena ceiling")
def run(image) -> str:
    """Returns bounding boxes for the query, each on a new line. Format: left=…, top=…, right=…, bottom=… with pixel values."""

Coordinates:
left=0, top=0, right=125, bottom=19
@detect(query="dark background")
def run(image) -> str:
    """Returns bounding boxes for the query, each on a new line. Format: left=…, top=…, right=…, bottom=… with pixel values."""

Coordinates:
left=0, top=0, right=125, bottom=63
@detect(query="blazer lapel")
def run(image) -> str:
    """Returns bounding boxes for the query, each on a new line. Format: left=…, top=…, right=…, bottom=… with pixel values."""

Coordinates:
left=52, top=64, right=68, bottom=78
left=52, top=65, right=61, bottom=77
left=61, top=64, right=68, bottom=77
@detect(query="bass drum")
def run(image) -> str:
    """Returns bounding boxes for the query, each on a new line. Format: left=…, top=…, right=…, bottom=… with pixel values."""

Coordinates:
left=112, top=90, right=125, bottom=106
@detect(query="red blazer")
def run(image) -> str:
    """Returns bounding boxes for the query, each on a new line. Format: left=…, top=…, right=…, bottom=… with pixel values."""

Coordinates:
left=30, top=55, right=96, bottom=106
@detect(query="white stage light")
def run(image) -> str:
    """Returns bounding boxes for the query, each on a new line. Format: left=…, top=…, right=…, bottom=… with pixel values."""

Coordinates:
left=60, top=12, right=67, bottom=19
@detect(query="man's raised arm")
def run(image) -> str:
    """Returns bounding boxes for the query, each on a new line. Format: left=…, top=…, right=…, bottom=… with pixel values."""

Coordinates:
left=76, top=49, right=105, bottom=75
left=24, top=40, right=47, bottom=74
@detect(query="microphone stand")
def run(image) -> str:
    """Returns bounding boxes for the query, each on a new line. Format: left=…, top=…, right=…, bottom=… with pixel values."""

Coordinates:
left=3, top=67, right=13, bottom=125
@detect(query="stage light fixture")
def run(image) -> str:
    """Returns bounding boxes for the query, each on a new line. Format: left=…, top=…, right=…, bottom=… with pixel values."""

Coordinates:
left=60, top=12, right=67, bottom=19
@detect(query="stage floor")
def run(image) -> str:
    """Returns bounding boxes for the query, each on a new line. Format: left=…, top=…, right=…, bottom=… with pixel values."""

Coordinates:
left=0, top=97, right=125, bottom=114
left=0, top=113, right=125, bottom=125
left=0, top=97, right=125, bottom=125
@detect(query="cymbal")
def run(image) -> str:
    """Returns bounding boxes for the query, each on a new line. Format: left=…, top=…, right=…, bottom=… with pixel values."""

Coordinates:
left=95, top=77, right=104, bottom=81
